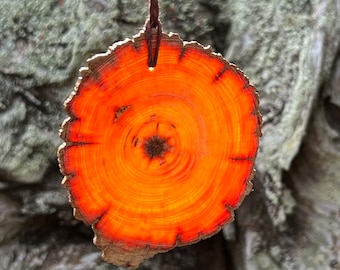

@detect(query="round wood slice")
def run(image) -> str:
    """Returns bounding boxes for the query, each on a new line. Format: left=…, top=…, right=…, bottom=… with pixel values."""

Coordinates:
left=58, top=31, right=261, bottom=268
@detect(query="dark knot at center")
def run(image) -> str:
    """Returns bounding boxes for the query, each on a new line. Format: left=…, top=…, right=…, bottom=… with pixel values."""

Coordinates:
left=143, top=135, right=168, bottom=159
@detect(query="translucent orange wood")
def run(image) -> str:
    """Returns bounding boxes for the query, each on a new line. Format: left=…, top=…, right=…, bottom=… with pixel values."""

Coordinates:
left=58, top=32, right=261, bottom=268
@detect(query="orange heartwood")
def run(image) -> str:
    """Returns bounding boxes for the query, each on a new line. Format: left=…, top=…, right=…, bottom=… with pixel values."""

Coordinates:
left=58, top=32, right=261, bottom=268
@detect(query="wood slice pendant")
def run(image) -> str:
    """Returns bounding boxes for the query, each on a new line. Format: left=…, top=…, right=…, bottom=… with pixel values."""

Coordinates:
left=58, top=21, right=261, bottom=270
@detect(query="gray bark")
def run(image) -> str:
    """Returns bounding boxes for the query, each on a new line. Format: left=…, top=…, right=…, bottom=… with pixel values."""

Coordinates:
left=0, top=0, right=339, bottom=269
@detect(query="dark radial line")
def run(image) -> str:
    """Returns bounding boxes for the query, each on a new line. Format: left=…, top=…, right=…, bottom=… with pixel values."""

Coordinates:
left=213, top=65, right=229, bottom=82
left=230, top=155, right=255, bottom=162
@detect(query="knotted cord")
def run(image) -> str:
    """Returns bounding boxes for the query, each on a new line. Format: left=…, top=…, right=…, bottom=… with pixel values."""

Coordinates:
left=145, top=0, right=162, bottom=67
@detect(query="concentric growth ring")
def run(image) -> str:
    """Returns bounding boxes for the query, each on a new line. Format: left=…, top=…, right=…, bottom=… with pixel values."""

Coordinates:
left=58, top=32, right=261, bottom=268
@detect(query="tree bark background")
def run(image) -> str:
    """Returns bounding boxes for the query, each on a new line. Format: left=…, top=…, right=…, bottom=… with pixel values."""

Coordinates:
left=0, top=0, right=339, bottom=269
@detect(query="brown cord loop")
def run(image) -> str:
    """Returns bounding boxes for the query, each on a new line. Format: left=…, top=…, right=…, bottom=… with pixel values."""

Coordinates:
left=145, top=0, right=162, bottom=67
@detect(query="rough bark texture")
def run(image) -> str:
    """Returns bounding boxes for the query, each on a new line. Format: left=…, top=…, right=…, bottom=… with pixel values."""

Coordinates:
left=0, top=0, right=339, bottom=269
